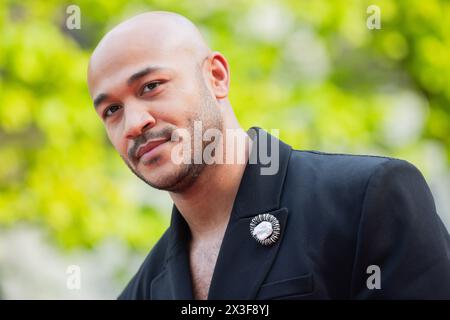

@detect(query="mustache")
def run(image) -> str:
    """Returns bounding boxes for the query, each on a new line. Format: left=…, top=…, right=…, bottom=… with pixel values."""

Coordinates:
left=128, top=126, right=175, bottom=160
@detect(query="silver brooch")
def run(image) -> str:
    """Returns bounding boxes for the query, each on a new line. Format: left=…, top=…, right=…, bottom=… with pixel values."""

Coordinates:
left=249, top=213, right=280, bottom=246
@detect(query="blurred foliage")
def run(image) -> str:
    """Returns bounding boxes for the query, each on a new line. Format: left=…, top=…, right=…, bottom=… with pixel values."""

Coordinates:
left=0, top=0, right=449, bottom=250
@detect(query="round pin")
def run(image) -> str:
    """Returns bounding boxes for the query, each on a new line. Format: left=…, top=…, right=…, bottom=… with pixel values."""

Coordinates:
left=250, top=213, right=280, bottom=246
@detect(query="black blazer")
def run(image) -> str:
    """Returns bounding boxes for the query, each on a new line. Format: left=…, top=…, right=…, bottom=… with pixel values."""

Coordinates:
left=119, top=128, right=450, bottom=299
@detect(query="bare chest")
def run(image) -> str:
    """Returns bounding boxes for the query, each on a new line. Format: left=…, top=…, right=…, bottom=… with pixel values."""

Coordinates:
left=189, top=240, right=222, bottom=300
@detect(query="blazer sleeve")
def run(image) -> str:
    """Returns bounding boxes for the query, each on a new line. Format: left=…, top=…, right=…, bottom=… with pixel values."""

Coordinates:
left=349, top=159, right=450, bottom=299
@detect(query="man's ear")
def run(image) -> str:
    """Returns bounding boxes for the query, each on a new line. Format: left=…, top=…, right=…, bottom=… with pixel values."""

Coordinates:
left=207, top=52, right=230, bottom=99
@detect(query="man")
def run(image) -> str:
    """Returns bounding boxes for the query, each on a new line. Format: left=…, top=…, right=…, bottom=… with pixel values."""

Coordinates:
left=87, top=11, right=450, bottom=299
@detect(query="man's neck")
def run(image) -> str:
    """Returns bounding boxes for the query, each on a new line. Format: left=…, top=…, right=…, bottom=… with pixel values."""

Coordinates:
left=169, top=128, right=251, bottom=243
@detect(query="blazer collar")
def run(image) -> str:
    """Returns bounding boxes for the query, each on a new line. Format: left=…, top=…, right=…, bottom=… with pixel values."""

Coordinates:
left=152, top=127, right=292, bottom=299
left=229, top=127, right=291, bottom=220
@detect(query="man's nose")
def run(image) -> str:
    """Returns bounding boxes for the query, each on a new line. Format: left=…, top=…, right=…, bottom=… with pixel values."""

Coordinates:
left=123, top=103, right=156, bottom=139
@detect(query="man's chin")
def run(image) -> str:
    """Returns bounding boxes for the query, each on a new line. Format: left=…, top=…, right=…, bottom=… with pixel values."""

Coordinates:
left=136, top=162, right=191, bottom=191
left=124, top=153, right=204, bottom=192
left=147, top=162, right=208, bottom=192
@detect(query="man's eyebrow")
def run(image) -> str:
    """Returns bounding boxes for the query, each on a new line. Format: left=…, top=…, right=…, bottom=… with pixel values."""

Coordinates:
left=93, top=93, right=108, bottom=109
left=93, top=66, right=165, bottom=109
left=127, top=66, right=162, bottom=86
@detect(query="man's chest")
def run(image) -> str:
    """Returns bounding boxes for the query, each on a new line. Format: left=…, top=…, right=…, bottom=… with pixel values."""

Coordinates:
left=189, top=239, right=222, bottom=300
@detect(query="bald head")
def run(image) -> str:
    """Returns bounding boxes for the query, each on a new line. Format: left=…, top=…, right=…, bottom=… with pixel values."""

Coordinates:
left=88, top=12, right=211, bottom=93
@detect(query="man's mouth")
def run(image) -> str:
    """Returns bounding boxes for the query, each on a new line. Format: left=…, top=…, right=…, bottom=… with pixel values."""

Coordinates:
left=136, top=138, right=170, bottom=162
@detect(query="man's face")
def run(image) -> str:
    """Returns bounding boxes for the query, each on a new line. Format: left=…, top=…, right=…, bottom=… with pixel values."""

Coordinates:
left=88, top=34, right=222, bottom=192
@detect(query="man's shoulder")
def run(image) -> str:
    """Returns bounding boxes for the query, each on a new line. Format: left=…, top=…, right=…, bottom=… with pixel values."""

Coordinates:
left=284, top=148, right=420, bottom=202
left=291, top=148, right=396, bottom=168
left=118, top=228, right=171, bottom=299
left=288, top=148, right=408, bottom=182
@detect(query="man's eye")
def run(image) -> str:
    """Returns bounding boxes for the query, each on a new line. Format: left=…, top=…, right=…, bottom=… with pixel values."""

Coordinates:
left=103, top=105, right=122, bottom=118
left=142, top=81, right=161, bottom=94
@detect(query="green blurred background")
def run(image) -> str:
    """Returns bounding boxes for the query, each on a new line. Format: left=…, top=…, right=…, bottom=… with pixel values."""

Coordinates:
left=0, top=0, right=449, bottom=298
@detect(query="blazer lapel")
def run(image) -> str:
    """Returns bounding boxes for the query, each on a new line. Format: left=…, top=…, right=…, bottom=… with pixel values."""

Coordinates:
left=151, top=206, right=194, bottom=299
left=207, top=207, right=289, bottom=299
left=207, top=128, right=292, bottom=299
